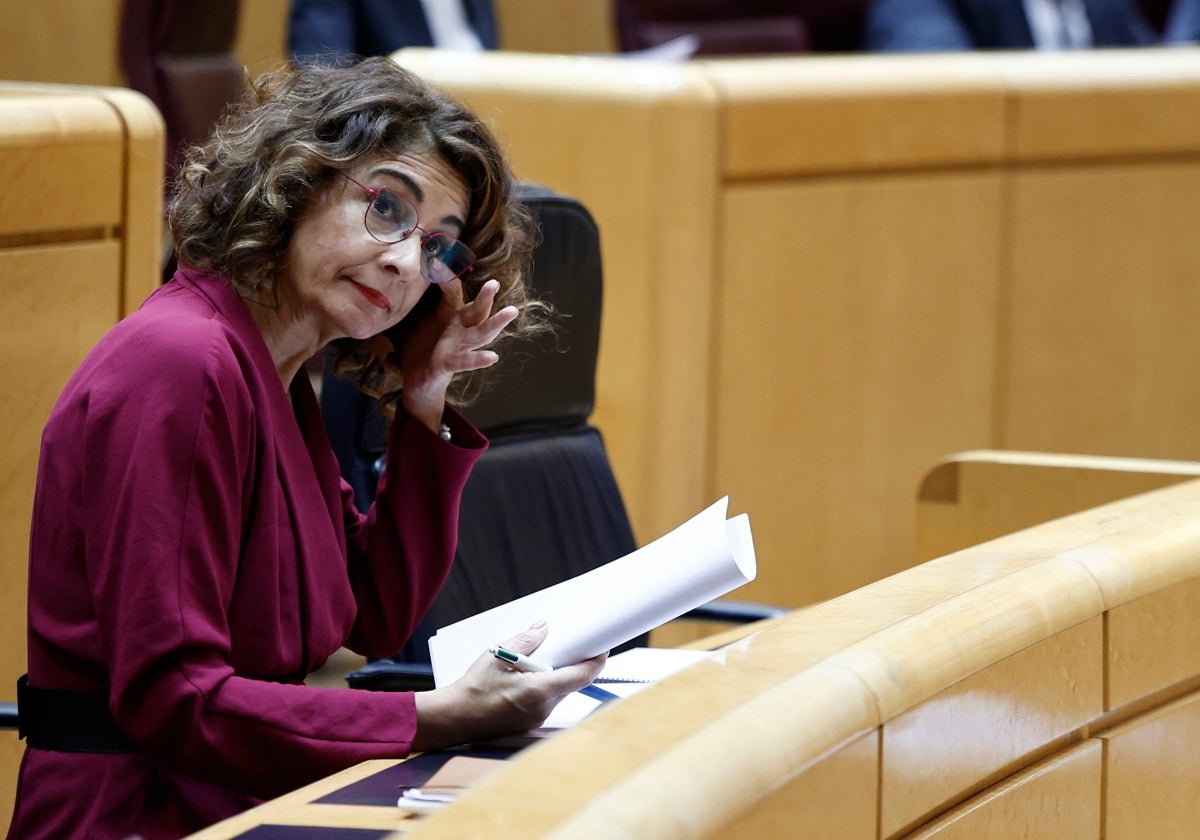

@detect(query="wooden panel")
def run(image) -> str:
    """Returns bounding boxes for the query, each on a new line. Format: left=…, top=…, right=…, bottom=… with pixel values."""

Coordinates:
left=0, top=242, right=120, bottom=505
left=0, top=245, right=122, bottom=500
left=495, top=0, right=617, bottom=53
left=1001, top=162, right=1200, bottom=460
left=235, top=0, right=290, bottom=75
left=904, top=740, right=1101, bottom=840
left=93, top=86, right=166, bottom=314
left=880, top=618, right=1103, bottom=837
left=0, top=86, right=162, bottom=309
left=723, top=730, right=878, bottom=840
left=0, top=1, right=122, bottom=86
left=712, top=174, right=1003, bottom=608
left=392, top=50, right=720, bottom=546
left=1004, top=49, right=1200, bottom=161
left=1108, top=576, right=1200, bottom=710
left=1101, top=690, right=1200, bottom=840
left=0, top=732, right=20, bottom=840
left=916, top=451, right=1200, bottom=563
left=0, top=0, right=286, bottom=88
left=0, top=94, right=123, bottom=235
left=706, top=49, right=1200, bottom=177
left=0, top=242, right=122, bottom=827
left=706, top=55, right=1007, bottom=179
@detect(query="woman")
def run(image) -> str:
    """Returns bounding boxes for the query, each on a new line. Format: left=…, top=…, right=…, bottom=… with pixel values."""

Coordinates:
left=7, top=58, right=603, bottom=839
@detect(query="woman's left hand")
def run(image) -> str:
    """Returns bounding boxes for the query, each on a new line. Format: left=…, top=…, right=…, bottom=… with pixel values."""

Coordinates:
left=398, top=278, right=518, bottom=433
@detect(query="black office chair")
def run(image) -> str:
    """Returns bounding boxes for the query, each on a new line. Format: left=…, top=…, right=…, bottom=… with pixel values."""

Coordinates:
left=322, top=184, right=783, bottom=691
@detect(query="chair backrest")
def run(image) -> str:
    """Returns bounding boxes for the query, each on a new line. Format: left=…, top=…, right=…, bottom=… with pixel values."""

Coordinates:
left=613, top=0, right=874, bottom=55
left=119, top=0, right=246, bottom=175
left=321, top=184, right=644, bottom=678
left=615, top=0, right=811, bottom=54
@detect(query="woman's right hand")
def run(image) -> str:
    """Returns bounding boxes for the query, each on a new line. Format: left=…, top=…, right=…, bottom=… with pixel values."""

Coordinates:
left=398, top=277, right=519, bottom=435
left=411, top=621, right=607, bottom=752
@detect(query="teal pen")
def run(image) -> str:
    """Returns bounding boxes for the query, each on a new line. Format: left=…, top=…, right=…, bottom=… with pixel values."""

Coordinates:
left=490, top=646, right=621, bottom=703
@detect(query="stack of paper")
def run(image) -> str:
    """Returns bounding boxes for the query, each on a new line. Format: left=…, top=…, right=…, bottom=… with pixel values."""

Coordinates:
left=595, top=647, right=711, bottom=684
left=428, top=497, right=756, bottom=686
left=541, top=647, right=714, bottom=729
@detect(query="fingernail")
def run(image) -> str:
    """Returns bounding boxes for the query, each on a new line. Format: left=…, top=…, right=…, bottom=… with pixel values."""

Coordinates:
left=530, top=619, right=547, bottom=629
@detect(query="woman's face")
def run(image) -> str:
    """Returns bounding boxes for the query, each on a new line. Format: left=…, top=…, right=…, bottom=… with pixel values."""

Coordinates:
left=277, top=151, right=471, bottom=345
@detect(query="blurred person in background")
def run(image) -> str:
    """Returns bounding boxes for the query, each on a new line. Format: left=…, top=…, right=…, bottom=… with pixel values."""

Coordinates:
left=865, top=0, right=1199, bottom=51
left=289, top=0, right=497, bottom=63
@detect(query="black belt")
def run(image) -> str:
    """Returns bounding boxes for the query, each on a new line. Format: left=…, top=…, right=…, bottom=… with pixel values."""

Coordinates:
left=17, top=674, right=135, bottom=754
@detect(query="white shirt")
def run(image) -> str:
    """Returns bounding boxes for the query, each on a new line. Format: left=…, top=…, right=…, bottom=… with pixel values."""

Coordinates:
left=1023, top=0, right=1095, bottom=48
left=418, top=0, right=485, bottom=51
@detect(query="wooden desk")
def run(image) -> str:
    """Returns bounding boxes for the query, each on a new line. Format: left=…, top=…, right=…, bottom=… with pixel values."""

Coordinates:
left=192, top=472, right=1200, bottom=838
left=185, top=759, right=413, bottom=838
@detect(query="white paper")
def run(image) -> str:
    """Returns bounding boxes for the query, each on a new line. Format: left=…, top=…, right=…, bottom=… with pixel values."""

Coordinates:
left=475, top=653, right=703, bottom=733
left=595, top=647, right=711, bottom=684
left=541, top=680, right=644, bottom=729
left=429, top=497, right=756, bottom=686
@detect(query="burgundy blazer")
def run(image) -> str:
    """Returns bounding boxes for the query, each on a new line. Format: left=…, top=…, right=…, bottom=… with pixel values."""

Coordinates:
left=8, top=268, right=484, bottom=839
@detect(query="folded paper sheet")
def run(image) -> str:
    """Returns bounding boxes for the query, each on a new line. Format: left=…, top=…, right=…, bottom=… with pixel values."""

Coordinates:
left=429, top=497, right=756, bottom=686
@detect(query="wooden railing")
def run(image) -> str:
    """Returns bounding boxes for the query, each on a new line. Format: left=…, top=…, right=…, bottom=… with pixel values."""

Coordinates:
left=406, top=470, right=1200, bottom=838
left=916, top=449, right=1200, bottom=562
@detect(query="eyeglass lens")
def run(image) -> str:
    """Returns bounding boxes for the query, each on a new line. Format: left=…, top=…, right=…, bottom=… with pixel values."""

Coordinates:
left=364, top=188, right=474, bottom=284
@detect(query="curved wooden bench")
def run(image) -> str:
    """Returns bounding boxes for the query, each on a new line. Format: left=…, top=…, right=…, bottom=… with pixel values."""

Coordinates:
left=408, top=477, right=1200, bottom=838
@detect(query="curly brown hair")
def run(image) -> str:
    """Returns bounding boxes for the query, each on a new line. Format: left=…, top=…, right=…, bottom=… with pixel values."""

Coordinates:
left=168, top=56, right=542, bottom=409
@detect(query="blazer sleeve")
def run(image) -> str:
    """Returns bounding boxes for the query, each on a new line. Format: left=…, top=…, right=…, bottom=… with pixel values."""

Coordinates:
left=341, top=405, right=487, bottom=655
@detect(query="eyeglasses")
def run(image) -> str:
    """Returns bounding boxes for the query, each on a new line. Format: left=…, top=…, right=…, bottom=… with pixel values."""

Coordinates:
left=338, top=172, right=475, bottom=284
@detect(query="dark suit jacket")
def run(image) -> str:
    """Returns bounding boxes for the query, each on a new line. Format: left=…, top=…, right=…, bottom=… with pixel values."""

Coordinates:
left=1164, top=0, right=1200, bottom=40
left=866, top=0, right=1157, bottom=51
left=289, top=0, right=498, bottom=62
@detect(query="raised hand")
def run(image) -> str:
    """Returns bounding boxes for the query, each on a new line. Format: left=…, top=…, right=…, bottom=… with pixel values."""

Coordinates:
left=398, top=278, right=518, bottom=433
